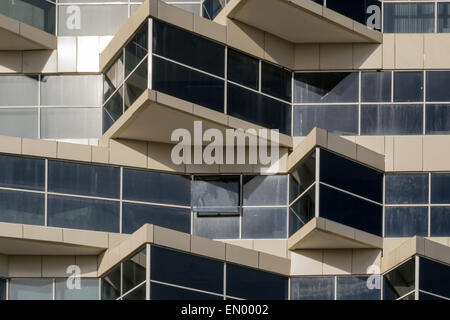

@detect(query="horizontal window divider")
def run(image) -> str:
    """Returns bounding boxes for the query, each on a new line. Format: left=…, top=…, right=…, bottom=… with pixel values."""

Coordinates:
left=39, top=105, right=101, bottom=109
left=293, top=103, right=359, bottom=106
left=289, top=207, right=310, bottom=226
left=241, top=205, right=289, bottom=208
left=320, top=182, right=383, bottom=206
left=149, top=280, right=224, bottom=298
left=361, top=102, right=425, bottom=106
left=289, top=182, right=315, bottom=207
left=228, top=80, right=292, bottom=104
left=47, top=192, right=120, bottom=202
left=122, top=199, right=191, bottom=209
left=224, top=295, right=244, bottom=300
left=385, top=204, right=429, bottom=207
left=396, top=289, right=416, bottom=301
left=0, top=186, right=45, bottom=194
left=430, top=204, right=450, bottom=207
left=419, top=289, right=450, bottom=300
left=117, top=280, right=146, bottom=300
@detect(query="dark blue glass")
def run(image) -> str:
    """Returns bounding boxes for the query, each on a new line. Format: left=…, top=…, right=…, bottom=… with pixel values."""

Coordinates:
left=385, top=174, right=428, bottom=204
left=103, top=86, right=123, bottom=133
left=385, top=207, right=428, bottom=237
left=430, top=207, right=450, bottom=237
left=227, top=49, right=259, bottom=90
left=289, top=186, right=315, bottom=235
left=124, top=58, right=148, bottom=109
left=426, top=71, right=450, bottom=101
left=0, top=189, right=44, bottom=225
left=327, top=0, right=381, bottom=30
left=289, top=150, right=315, bottom=203
left=0, top=154, right=44, bottom=191
left=426, top=104, right=450, bottom=134
left=384, top=3, right=435, bottom=33
left=151, top=282, right=222, bottom=300
left=431, top=173, right=450, bottom=204
left=337, top=276, right=381, bottom=300
left=290, top=277, right=335, bottom=300
left=202, top=0, right=227, bottom=20
left=383, top=259, right=415, bottom=300
left=0, top=279, right=5, bottom=300
left=261, top=61, right=292, bottom=102
left=125, top=22, right=148, bottom=77
left=361, top=71, right=391, bottom=102
left=394, top=71, right=424, bottom=102
left=419, top=257, right=450, bottom=298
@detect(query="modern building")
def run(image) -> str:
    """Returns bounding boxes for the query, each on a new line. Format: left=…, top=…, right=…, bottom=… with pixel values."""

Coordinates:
left=0, top=0, right=448, bottom=301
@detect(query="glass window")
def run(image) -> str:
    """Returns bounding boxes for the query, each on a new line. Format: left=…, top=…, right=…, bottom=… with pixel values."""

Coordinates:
left=290, top=277, right=335, bottom=300
left=0, top=75, right=38, bottom=106
left=124, top=59, right=148, bottom=109
left=383, top=258, right=415, bottom=300
left=242, top=208, right=287, bottom=239
left=384, top=3, right=435, bottom=33
left=151, top=246, right=224, bottom=294
left=40, top=108, right=101, bottom=139
left=193, top=214, right=239, bottom=239
left=226, top=264, right=288, bottom=299
left=172, top=4, right=201, bottom=15
left=426, top=71, right=450, bottom=101
left=294, top=72, right=358, bottom=103
left=153, top=56, right=225, bottom=113
left=0, top=279, right=5, bottom=300
left=0, top=108, right=38, bottom=139
left=430, top=207, right=450, bottom=237
left=55, top=278, right=99, bottom=300
left=227, top=49, right=259, bottom=90
left=337, top=276, right=381, bottom=300
left=153, top=20, right=225, bottom=77
left=123, top=168, right=190, bottom=206
left=426, top=104, right=450, bottom=134
left=419, top=257, right=450, bottom=298
left=122, top=203, right=191, bottom=234
left=48, top=160, right=120, bottom=199
left=0, top=154, right=45, bottom=191
left=327, top=0, right=380, bottom=29
left=243, top=175, right=287, bottom=206
left=361, top=104, right=423, bottom=135
left=203, top=0, right=227, bottom=20
left=289, top=187, right=315, bottom=236
left=58, top=4, right=128, bottom=36
left=192, top=176, right=239, bottom=214
left=104, top=54, right=124, bottom=102
left=102, top=266, right=121, bottom=300
left=123, top=249, right=146, bottom=294
left=419, top=291, right=446, bottom=300
left=289, top=150, right=315, bottom=203
left=125, top=22, right=148, bottom=77
left=320, top=184, right=382, bottom=236
left=261, top=62, right=292, bottom=102
left=9, top=279, right=53, bottom=300
left=122, top=283, right=146, bottom=300
left=320, top=149, right=383, bottom=203
left=385, top=174, right=428, bottom=205
left=47, top=195, right=120, bottom=233
left=361, top=71, right=391, bottom=102
left=293, top=105, right=358, bottom=136
left=103, top=86, right=124, bottom=133
left=40, top=75, right=102, bottom=106
left=431, top=173, right=450, bottom=204
left=438, top=2, right=450, bottom=33
left=394, top=72, right=423, bottom=102
left=0, top=189, right=44, bottom=226
left=385, top=207, right=428, bottom=237
left=227, top=83, right=291, bottom=135
left=151, top=282, right=221, bottom=300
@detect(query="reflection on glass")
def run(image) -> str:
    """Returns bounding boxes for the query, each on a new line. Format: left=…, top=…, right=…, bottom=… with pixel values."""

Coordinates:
left=290, top=277, right=335, bottom=300
left=383, top=258, right=415, bottom=300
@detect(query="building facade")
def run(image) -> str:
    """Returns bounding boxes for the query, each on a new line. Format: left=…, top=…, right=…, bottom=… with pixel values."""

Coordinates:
left=0, top=0, right=449, bottom=300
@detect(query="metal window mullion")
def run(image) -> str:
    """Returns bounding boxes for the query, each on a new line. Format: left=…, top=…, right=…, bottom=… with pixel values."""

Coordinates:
left=146, top=244, right=151, bottom=300
left=415, top=255, right=420, bottom=300
left=52, top=278, right=56, bottom=301
left=315, top=147, right=320, bottom=218
left=428, top=173, right=431, bottom=237
left=45, top=159, right=48, bottom=226
left=239, top=174, right=243, bottom=239
left=435, top=1, right=438, bottom=33
left=120, top=167, right=123, bottom=233
left=382, top=174, right=385, bottom=238
left=423, top=70, right=426, bottom=135
left=148, top=18, right=153, bottom=90
left=358, top=71, right=361, bottom=136
left=223, top=263, right=226, bottom=300
left=224, top=46, right=228, bottom=114
left=38, top=75, right=41, bottom=139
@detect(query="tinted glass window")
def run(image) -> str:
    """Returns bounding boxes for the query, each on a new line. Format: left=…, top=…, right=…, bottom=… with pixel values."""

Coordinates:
left=125, top=22, right=148, bottom=77
left=289, top=150, right=315, bottom=203
left=337, top=276, right=381, bottom=300
left=243, top=175, right=287, bottom=206
left=384, top=3, right=435, bottom=33
left=293, top=105, right=358, bottom=136
left=227, top=49, right=259, bottom=90
left=0, top=154, right=44, bottom=191
left=151, top=282, right=221, bottom=300
left=261, top=62, right=291, bottom=101
left=47, top=195, right=120, bottom=233
left=151, top=246, right=223, bottom=294
left=385, top=207, right=428, bottom=237
left=103, top=86, right=124, bottom=133
left=125, top=58, right=148, bottom=109
left=0, top=76, right=38, bottom=106
left=242, top=208, right=287, bottom=239
left=361, top=71, right=391, bottom=102
left=361, top=104, right=423, bottom=135
left=0, top=108, right=38, bottom=139
left=123, top=249, right=146, bottom=294
left=227, top=83, right=291, bottom=135
left=426, top=104, right=450, bottom=134
left=290, top=277, right=335, bottom=300
left=102, top=266, right=121, bottom=300
left=55, top=278, right=99, bottom=300
left=383, top=259, right=415, bottom=300
left=320, top=149, right=383, bottom=203
left=153, top=56, right=225, bottom=113
left=419, top=291, right=446, bottom=300
left=327, top=0, right=380, bottom=28
left=394, top=72, right=423, bottom=102
left=122, top=283, right=146, bottom=300
left=0, top=279, right=5, bottom=300
left=153, top=20, right=225, bottom=77
left=193, top=214, right=239, bottom=239
left=438, top=3, right=450, bottom=33
left=226, top=264, right=288, bottom=299
left=123, top=168, right=190, bottom=206
left=385, top=174, right=428, bottom=204
left=320, top=184, right=382, bottom=236
left=122, top=203, right=191, bottom=234
left=430, top=207, right=450, bottom=237
left=431, top=173, right=450, bottom=204
left=192, top=176, right=239, bottom=214
left=294, top=72, right=358, bottom=103
left=419, top=257, right=450, bottom=298
left=289, top=187, right=315, bottom=236
left=104, top=54, right=124, bottom=102
left=0, top=189, right=44, bottom=225
left=48, top=161, right=120, bottom=199
left=426, top=71, right=450, bottom=101
left=9, top=279, right=53, bottom=300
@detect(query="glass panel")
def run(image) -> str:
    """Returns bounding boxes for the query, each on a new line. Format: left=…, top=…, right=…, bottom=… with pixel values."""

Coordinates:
left=0, top=154, right=45, bottom=191
left=172, top=4, right=201, bottom=15
left=151, top=246, right=224, bottom=294
left=361, top=104, right=423, bottom=135
left=192, top=176, right=239, bottom=214
left=40, top=108, right=101, bottom=139
left=48, top=160, right=120, bottom=199
left=293, top=105, right=358, bottom=136
left=426, top=104, right=450, bottom=134
left=124, top=59, right=148, bottom=109
left=294, top=72, right=358, bottom=103
left=0, top=108, right=38, bottom=139
left=202, top=0, right=227, bottom=20
left=227, top=83, right=291, bottom=135
left=101, top=266, right=121, bottom=300
left=242, top=208, right=287, bottom=239
left=384, top=3, right=435, bottom=33
left=327, top=0, right=381, bottom=29
left=123, top=248, right=146, bottom=294
left=125, top=22, right=148, bottom=77
left=430, top=207, right=450, bottom=237
left=122, top=283, right=146, bottom=300
left=320, top=149, right=383, bottom=203
left=394, top=71, right=423, bottom=102
left=289, top=150, right=315, bottom=202
left=55, top=278, right=99, bottom=300
left=290, top=277, right=335, bottom=300
left=438, top=3, right=450, bottom=33
left=226, top=263, right=288, bottom=300
left=47, top=195, right=120, bottom=233
left=123, top=168, right=190, bottom=206
left=385, top=174, right=428, bottom=205
left=289, top=186, right=315, bottom=235
left=103, top=86, right=124, bottom=133
left=337, top=276, right=381, bottom=300
left=0, top=279, right=5, bottom=300
left=419, top=291, right=446, bottom=300
left=383, top=258, right=415, bottom=300
left=40, top=75, right=102, bottom=106
left=122, top=203, right=191, bottom=234
left=431, top=173, right=450, bottom=204
left=319, top=184, right=382, bottom=236
left=58, top=4, right=128, bottom=36
left=0, top=189, right=44, bottom=225
left=153, top=20, right=225, bottom=77
left=0, top=75, right=38, bottom=106
left=419, top=257, right=450, bottom=298
left=361, top=71, right=391, bottom=102
left=243, top=175, right=287, bottom=206
left=9, top=279, right=53, bottom=300
left=261, top=62, right=292, bottom=102
left=385, top=207, right=428, bottom=237
left=104, top=54, right=124, bottom=102
left=426, top=71, right=450, bottom=101
left=193, top=214, right=239, bottom=239
left=227, top=48, right=259, bottom=90
left=153, top=56, right=225, bottom=113
left=150, top=282, right=221, bottom=300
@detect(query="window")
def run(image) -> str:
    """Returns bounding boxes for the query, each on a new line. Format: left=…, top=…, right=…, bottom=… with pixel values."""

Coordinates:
left=431, top=173, right=450, bottom=204
left=203, top=0, right=227, bottom=20
left=290, top=277, right=335, bottom=300
left=0, top=154, right=44, bottom=191
left=242, top=208, right=287, bottom=239
left=104, top=54, right=124, bottom=102
left=103, top=86, right=124, bottom=133
left=384, top=3, right=435, bottom=33
left=193, top=214, right=239, bottom=239
left=361, top=71, right=391, bottom=102
left=438, top=3, right=450, bottom=33
left=122, top=283, right=146, bottom=300
left=337, top=276, right=381, bottom=300
left=419, top=257, right=450, bottom=298
left=227, top=49, right=259, bottom=90
left=243, top=175, right=287, bottom=206
left=151, top=282, right=221, bottom=300
left=102, top=266, right=121, bottom=300
left=0, top=279, right=5, bottom=300
left=426, top=71, right=450, bottom=101
left=383, top=258, right=415, bottom=300
left=289, top=187, right=315, bottom=236
left=289, top=150, right=315, bottom=203
left=0, top=189, right=44, bottom=226
left=394, top=71, right=423, bottom=102
left=0, top=108, right=38, bottom=139
left=385, top=207, right=428, bottom=237
left=430, top=207, right=450, bottom=237
left=385, top=174, right=428, bottom=205
left=9, top=279, right=53, bottom=300
left=0, top=76, right=38, bottom=106
left=125, top=22, right=148, bottom=77
left=124, top=59, right=148, bottom=109
left=426, top=104, right=450, bottom=134
left=122, top=249, right=146, bottom=294
left=261, top=62, right=292, bottom=102
left=55, top=278, right=99, bottom=300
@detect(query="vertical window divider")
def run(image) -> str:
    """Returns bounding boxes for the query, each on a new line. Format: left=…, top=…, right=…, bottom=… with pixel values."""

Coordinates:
left=334, top=276, right=337, bottom=300
left=38, top=75, right=41, bottom=139
left=382, top=174, right=385, bottom=238
left=148, top=18, right=153, bottom=91
left=52, top=278, right=56, bottom=301
left=423, top=70, right=426, bottom=135
left=415, top=255, right=420, bottom=300
left=358, top=71, right=362, bottom=136
left=98, top=278, right=101, bottom=301
left=223, top=262, right=226, bottom=300
left=224, top=46, right=228, bottom=114
left=45, top=159, right=48, bottom=227
left=120, top=167, right=123, bottom=234
left=435, top=1, right=438, bottom=33
left=428, top=173, right=431, bottom=237
left=239, top=174, right=243, bottom=239
left=291, top=71, right=294, bottom=136
left=190, top=175, right=194, bottom=235
left=391, top=71, right=394, bottom=103
left=6, top=279, right=9, bottom=301
left=315, top=147, right=320, bottom=218
left=258, top=60, right=262, bottom=92
left=146, top=244, right=151, bottom=300
left=286, top=167, right=290, bottom=239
